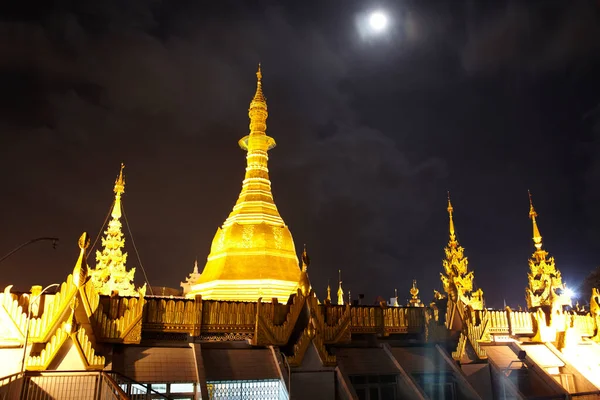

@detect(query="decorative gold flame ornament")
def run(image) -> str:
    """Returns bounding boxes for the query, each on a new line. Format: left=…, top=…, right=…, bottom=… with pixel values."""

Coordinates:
left=297, top=245, right=311, bottom=296
left=525, top=192, right=570, bottom=310
left=441, top=193, right=484, bottom=310
left=89, top=165, right=139, bottom=296
left=409, top=280, right=423, bottom=307
left=186, top=66, right=301, bottom=302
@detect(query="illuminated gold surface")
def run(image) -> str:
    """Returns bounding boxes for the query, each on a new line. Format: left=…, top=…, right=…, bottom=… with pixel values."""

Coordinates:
left=409, top=279, right=423, bottom=307
left=441, top=194, right=484, bottom=309
left=525, top=193, right=570, bottom=310
left=297, top=245, right=311, bottom=296
left=89, top=165, right=139, bottom=296
left=337, top=270, right=344, bottom=305
left=188, top=66, right=301, bottom=302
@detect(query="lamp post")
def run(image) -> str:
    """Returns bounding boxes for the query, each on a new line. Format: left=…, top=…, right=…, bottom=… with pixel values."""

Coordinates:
left=20, top=283, right=60, bottom=373
left=0, top=237, right=59, bottom=266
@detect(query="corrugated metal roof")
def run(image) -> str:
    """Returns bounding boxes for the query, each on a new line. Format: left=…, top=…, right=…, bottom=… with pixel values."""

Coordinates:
left=521, top=345, right=564, bottom=368
left=484, top=345, right=520, bottom=369
left=390, top=347, right=453, bottom=373
left=336, top=348, right=399, bottom=375
left=203, top=348, right=280, bottom=381
left=123, top=346, right=197, bottom=383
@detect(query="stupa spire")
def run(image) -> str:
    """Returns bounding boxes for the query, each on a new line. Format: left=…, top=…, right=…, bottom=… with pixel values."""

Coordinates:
left=525, top=192, right=570, bottom=309
left=447, top=191, right=457, bottom=248
left=337, top=270, right=344, bottom=305
left=440, top=194, right=484, bottom=309
left=326, top=280, right=331, bottom=303
left=90, top=164, right=138, bottom=297
left=528, top=191, right=543, bottom=252
left=186, top=66, right=301, bottom=302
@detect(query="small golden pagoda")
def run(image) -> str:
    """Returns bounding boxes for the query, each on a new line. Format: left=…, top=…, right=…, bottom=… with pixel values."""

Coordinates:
left=525, top=192, right=571, bottom=310
left=441, top=193, right=483, bottom=310
left=337, top=270, right=344, bottom=305
left=89, top=164, right=140, bottom=296
left=186, top=66, right=301, bottom=302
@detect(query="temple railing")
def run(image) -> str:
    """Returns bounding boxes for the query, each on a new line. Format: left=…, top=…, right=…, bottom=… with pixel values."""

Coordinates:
left=143, top=297, right=257, bottom=335
left=93, top=293, right=146, bottom=343
left=487, top=310, right=510, bottom=334
left=573, top=314, right=595, bottom=337
left=348, top=306, right=426, bottom=335
left=509, top=310, right=534, bottom=335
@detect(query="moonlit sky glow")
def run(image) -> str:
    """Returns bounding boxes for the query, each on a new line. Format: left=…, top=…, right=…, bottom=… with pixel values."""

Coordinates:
left=369, top=11, right=388, bottom=32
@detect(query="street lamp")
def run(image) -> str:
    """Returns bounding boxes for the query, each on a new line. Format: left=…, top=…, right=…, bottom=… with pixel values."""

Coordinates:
left=0, top=237, right=59, bottom=266
left=20, top=283, right=60, bottom=373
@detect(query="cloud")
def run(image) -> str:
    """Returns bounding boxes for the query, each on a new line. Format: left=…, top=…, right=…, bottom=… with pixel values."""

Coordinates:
left=462, top=1, right=600, bottom=75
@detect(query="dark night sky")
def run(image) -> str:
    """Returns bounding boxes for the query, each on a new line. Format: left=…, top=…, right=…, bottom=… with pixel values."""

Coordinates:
left=1, top=0, right=600, bottom=308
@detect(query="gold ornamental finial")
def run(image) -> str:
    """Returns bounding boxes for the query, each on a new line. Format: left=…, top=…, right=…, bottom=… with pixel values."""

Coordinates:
left=528, top=191, right=543, bottom=251
left=114, top=163, right=125, bottom=195
left=112, top=164, right=125, bottom=220
left=447, top=191, right=457, bottom=247
left=301, top=244, right=310, bottom=272
left=249, top=63, right=267, bottom=112
left=409, top=279, right=423, bottom=307
left=337, top=269, right=344, bottom=305
left=298, top=244, right=311, bottom=296
left=326, top=280, right=331, bottom=303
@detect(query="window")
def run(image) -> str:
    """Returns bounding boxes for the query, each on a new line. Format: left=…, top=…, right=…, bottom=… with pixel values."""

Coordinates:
left=170, top=383, right=195, bottom=393
left=349, top=375, right=397, bottom=400
left=206, top=379, right=288, bottom=400
left=412, top=373, right=456, bottom=400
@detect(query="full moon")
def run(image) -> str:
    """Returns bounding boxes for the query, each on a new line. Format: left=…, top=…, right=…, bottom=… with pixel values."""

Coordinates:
left=368, top=11, right=388, bottom=32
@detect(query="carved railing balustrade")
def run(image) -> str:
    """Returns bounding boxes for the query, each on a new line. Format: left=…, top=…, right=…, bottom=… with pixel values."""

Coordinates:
left=509, top=311, right=534, bottom=335
left=573, top=314, right=595, bottom=337
left=487, top=310, right=510, bottom=335
left=254, top=292, right=305, bottom=345
left=144, top=297, right=201, bottom=333
left=203, top=300, right=256, bottom=331
left=350, top=306, right=378, bottom=333
left=94, top=295, right=146, bottom=343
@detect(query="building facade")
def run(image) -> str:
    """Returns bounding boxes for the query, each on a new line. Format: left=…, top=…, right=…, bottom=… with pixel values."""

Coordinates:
left=0, top=67, right=600, bottom=400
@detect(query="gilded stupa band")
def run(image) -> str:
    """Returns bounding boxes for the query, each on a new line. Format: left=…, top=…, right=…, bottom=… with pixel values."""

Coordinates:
left=187, top=65, right=301, bottom=302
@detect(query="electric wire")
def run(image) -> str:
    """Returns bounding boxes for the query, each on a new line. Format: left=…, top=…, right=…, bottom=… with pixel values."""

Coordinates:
left=121, top=203, right=154, bottom=295
left=87, top=201, right=114, bottom=261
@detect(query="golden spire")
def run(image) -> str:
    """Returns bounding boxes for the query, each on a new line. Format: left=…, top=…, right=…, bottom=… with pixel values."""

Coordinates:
left=393, top=288, right=399, bottom=307
left=440, top=194, right=484, bottom=310
left=90, top=164, right=138, bottom=297
left=337, top=270, right=344, bottom=305
left=447, top=191, right=457, bottom=248
left=326, top=280, right=331, bottom=303
left=112, top=163, right=125, bottom=220
left=528, top=191, right=543, bottom=252
left=525, top=192, right=569, bottom=310
left=188, top=66, right=301, bottom=302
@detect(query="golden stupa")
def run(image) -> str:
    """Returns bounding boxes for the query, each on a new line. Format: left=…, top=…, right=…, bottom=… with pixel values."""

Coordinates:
left=186, top=66, right=301, bottom=302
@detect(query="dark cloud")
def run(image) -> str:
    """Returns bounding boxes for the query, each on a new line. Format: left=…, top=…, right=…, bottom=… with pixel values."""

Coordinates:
left=462, top=1, right=600, bottom=75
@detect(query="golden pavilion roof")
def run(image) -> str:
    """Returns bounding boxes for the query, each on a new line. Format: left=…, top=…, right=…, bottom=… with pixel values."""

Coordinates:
left=187, top=66, right=301, bottom=302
